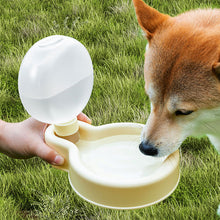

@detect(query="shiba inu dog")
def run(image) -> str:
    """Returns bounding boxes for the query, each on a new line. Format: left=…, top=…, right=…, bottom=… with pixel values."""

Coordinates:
left=133, top=0, right=220, bottom=157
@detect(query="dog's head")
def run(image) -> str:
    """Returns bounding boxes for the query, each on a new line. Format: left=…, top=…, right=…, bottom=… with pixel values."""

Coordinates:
left=133, top=0, right=220, bottom=157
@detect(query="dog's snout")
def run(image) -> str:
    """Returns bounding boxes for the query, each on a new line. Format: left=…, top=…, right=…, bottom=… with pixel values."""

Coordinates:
left=139, top=141, right=158, bottom=156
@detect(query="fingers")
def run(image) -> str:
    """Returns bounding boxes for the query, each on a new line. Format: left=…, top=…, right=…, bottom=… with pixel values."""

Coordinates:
left=34, top=142, right=64, bottom=165
left=77, top=112, right=92, bottom=124
left=29, top=114, right=91, bottom=165
left=39, top=113, right=91, bottom=164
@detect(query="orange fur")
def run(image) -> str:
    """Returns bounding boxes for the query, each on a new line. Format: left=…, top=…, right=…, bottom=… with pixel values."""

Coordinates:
left=133, top=0, right=220, bottom=109
left=132, top=0, right=170, bottom=39
left=133, top=0, right=220, bottom=157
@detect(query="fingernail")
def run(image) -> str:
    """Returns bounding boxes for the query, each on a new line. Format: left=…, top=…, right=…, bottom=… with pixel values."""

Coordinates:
left=53, top=155, right=64, bottom=165
left=87, top=118, right=92, bottom=124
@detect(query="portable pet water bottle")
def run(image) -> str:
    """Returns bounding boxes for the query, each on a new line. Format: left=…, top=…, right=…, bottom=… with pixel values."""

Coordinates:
left=18, top=35, right=180, bottom=209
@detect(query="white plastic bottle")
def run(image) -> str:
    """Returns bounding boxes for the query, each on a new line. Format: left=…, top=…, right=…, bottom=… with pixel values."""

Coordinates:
left=18, top=35, right=93, bottom=124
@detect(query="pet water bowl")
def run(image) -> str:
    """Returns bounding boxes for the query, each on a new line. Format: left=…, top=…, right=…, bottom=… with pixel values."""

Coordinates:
left=18, top=35, right=180, bottom=209
left=45, top=120, right=180, bottom=209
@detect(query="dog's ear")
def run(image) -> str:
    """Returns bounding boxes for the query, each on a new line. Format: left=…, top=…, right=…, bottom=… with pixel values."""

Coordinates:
left=133, top=0, right=170, bottom=40
left=212, top=62, right=220, bottom=80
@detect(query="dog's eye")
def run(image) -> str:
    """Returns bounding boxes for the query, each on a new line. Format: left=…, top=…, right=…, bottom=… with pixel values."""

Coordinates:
left=175, top=110, right=194, bottom=116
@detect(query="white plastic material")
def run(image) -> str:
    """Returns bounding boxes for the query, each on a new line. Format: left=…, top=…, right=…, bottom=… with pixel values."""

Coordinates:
left=18, top=35, right=93, bottom=124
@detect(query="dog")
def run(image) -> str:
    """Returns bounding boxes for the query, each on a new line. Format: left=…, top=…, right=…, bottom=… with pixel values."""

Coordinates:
left=132, top=0, right=220, bottom=157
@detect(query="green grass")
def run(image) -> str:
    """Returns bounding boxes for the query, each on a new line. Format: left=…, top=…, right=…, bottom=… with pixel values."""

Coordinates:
left=0, top=0, right=219, bottom=219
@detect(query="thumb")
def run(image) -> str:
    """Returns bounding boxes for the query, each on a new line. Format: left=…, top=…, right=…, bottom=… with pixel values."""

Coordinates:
left=34, top=141, right=64, bottom=165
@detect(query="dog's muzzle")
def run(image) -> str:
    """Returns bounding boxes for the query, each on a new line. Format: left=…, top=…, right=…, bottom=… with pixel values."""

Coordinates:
left=139, top=141, right=158, bottom=156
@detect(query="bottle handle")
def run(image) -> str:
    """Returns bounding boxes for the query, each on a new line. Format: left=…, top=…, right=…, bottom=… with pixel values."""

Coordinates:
left=45, top=119, right=79, bottom=171
left=45, top=125, right=73, bottom=171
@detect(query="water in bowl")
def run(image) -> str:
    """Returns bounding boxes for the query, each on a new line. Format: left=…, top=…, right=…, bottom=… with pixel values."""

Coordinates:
left=79, top=135, right=167, bottom=182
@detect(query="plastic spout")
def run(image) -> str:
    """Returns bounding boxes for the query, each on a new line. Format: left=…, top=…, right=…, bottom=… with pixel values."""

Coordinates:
left=54, top=118, right=80, bottom=143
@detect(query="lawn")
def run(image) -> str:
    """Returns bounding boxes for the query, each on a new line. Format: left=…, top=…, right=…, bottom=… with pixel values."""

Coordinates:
left=0, top=0, right=220, bottom=219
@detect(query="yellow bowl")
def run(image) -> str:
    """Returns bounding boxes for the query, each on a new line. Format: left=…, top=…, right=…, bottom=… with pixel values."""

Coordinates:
left=45, top=121, right=180, bottom=209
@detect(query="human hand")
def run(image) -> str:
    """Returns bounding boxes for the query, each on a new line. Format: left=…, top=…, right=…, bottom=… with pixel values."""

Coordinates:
left=0, top=113, right=91, bottom=165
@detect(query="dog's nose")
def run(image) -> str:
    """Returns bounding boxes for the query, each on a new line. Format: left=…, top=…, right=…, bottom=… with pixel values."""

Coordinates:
left=139, top=141, right=158, bottom=156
